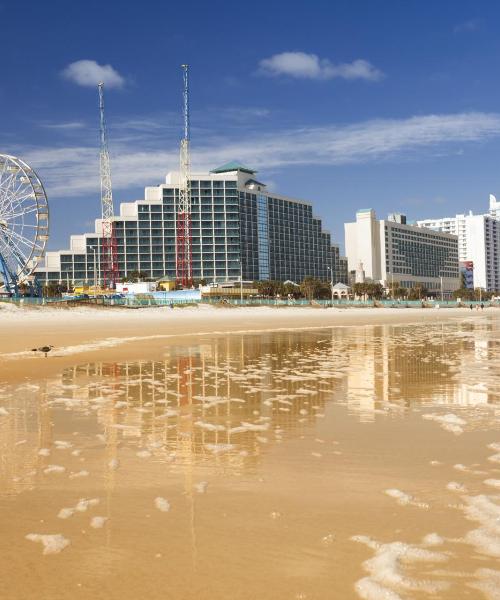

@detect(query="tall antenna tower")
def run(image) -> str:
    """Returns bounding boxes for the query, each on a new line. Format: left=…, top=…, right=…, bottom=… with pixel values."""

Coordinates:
left=176, top=64, right=193, bottom=287
left=98, top=82, right=119, bottom=288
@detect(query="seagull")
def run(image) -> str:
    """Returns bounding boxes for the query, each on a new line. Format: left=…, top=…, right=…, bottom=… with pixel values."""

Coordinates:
left=31, top=345, right=54, bottom=357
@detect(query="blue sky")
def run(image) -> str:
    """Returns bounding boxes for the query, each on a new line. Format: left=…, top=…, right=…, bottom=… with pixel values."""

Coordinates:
left=3, top=0, right=500, bottom=252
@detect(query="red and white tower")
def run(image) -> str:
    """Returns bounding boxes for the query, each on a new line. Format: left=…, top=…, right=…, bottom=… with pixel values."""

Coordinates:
left=176, top=65, right=193, bottom=287
left=98, top=82, right=119, bottom=288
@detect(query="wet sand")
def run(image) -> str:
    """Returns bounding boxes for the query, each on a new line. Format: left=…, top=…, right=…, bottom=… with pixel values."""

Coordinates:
left=1, top=312, right=500, bottom=599
left=0, top=304, right=494, bottom=382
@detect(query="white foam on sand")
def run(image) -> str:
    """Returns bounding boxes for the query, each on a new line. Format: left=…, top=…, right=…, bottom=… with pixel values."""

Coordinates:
left=43, top=465, right=66, bottom=474
left=469, top=568, right=500, bottom=600
left=484, top=479, right=500, bottom=489
left=463, top=494, right=500, bottom=557
left=421, top=533, right=444, bottom=547
left=75, top=498, right=99, bottom=513
left=351, top=535, right=448, bottom=597
left=384, top=489, right=429, bottom=509
left=447, top=481, right=468, bottom=493
left=194, top=481, right=208, bottom=494
left=54, top=440, right=73, bottom=450
left=69, top=470, right=89, bottom=479
left=154, top=497, right=170, bottom=512
left=136, top=450, right=152, bottom=458
left=90, top=516, right=108, bottom=529
left=355, top=577, right=402, bottom=600
left=422, top=413, right=466, bottom=435
left=59, top=497, right=99, bottom=519
left=194, top=420, right=226, bottom=432
left=26, top=533, right=70, bottom=555
left=205, top=443, right=234, bottom=454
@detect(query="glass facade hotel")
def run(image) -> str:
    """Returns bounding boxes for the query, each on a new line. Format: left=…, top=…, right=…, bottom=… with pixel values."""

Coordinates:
left=37, top=163, right=347, bottom=286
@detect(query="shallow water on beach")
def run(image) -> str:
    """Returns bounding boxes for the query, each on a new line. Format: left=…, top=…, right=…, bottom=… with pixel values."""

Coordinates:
left=1, top=317, right=500, bottom=599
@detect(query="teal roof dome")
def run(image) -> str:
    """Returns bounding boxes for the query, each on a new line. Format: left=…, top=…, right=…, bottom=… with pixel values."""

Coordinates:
left=211, top=161, right=256, bottom=175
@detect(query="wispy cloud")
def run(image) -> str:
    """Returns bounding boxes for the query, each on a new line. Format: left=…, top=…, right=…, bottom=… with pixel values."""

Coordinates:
left=19, top=111, right=500, bottom=199
left=454, top=18, right=481, bottom=34
left=258, top=52, right=383, bottom=81
left=404, top=195, right=448, bottom=208
left=40, top=121, right=86, bottom=130
left=61, top=60, right=125, bottom=89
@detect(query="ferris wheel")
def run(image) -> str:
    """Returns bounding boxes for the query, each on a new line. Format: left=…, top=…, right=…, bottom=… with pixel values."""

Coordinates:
left=0, top=154, right=49, bottom=293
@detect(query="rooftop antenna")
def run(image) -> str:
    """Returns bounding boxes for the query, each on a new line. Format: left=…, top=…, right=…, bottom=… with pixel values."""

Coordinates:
left=176, top=64, right=193, bottom=287
left=98, top=82, right=119, bottom=289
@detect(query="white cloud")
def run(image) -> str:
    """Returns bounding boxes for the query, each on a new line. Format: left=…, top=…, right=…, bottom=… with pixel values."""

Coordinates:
left=40, top=121, right=85, bottom=130
left=20, top=111, right=500, bottom=199
left=258, top=52, right=383, bottom=81
left=454, top=18, right=481, bottom=34
left=61, top=60, right=125, bottom=88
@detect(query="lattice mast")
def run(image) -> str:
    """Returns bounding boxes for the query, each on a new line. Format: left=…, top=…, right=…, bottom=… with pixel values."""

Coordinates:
left=98, top=82, right=119, bottom=289
left=176, top=64, right=193, bottom=287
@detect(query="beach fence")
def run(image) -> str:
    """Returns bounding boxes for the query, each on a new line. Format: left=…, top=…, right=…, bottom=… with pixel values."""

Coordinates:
left=0, top=296, right=497, bottom=309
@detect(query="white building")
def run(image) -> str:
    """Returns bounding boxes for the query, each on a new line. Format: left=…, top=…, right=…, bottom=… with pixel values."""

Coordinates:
left=345, top=209, right=460, bottom=297
left=36, top=163, right=347, bottom=286
left=490, top=194, right=500, bottom=219
left=417, top=195, right=500, bottom=291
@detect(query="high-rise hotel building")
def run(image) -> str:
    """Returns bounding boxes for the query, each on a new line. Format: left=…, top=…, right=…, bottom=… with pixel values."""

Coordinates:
left=345, top=209, right=460, bottom=296
left=36, top=162, right=347, bottom=285
left=417, top=195, right=500, bottom=292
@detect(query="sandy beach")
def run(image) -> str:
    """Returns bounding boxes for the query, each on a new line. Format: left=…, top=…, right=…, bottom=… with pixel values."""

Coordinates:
left=0, top=303, right=496, bottom=383
left=2, top=305, right=500, bottom=599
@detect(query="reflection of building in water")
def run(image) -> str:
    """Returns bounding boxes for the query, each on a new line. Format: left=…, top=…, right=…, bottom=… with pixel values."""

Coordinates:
left=344, top=328, right=386, bottom=421
left=0, top=381, right=52, bottom=495
left=3, top=323, right=498, bottom=497
left=56, top=332, right=346, bottom=472
left=451, top=329, right=500, bottom=405
left=343, top=324, right=483, bottom=412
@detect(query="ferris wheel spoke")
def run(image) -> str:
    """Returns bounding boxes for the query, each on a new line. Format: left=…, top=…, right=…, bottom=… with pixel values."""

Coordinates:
left=11, top=185, right=35, bottom=206
left=0, top=232, right=29, bottom=270
left=4, top=207, right=40, bottom=220
left=5, top=223, right=40, bottom=230
left=2, top=224, right=35, bottom=245
left=1, top=227, right=37, bottom=258
left=1, top=242, right=30, bottom=270
left=0, top=174, right=16, bottom=207
left=0, top=189, right=36, bottom=213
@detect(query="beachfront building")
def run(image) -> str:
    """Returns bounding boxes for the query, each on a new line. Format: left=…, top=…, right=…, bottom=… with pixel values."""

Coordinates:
left=36, top=163, right=347, bottom=286
left=417, top=195, right=500, bottom=292
left=344, top=209, right=460, bottom=297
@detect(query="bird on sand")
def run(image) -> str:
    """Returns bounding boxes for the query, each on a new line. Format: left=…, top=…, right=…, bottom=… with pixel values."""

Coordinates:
left=31, top=345, right=54, bottom=357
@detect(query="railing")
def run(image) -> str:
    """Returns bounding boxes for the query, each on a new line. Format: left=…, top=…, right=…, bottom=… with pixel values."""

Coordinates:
left=0, top=296, right=497, bottom=308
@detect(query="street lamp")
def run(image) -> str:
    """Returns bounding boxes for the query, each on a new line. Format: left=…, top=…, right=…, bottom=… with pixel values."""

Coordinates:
left=327, top=266, right=334, bottom=307
left=89, top=246, right=97, bottom=298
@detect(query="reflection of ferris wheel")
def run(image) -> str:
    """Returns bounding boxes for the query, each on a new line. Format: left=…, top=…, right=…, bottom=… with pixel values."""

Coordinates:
left=0, top=154, right=49, bottom=293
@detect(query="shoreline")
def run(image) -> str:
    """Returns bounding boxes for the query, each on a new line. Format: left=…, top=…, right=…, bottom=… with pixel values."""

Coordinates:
left=0, top=304, right=497, bottom=384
